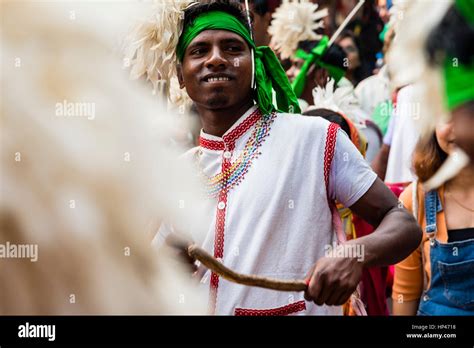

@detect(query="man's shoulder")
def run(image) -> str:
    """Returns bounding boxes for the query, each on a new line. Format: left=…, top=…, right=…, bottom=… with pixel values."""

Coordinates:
left=274, top=112, right=331, bottom=135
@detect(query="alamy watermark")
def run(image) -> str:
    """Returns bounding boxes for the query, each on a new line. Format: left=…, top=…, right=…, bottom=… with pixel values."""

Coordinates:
left=324, top=242, right=365, bottom=262
left=55, top=99, right=95, bottom=120
left=18, top=322, right=55, bottom=341
left=0, top=241, right=38, bottom=262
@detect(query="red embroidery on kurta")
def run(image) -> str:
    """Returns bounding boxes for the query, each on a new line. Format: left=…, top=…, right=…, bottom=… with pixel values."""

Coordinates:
left=323, top=123, right=339, bottom=190
left=207, top=108, right=263, bottom=313
left=200, top=138, right=225, bottom=151
left=234, top=300, right=306, bottom=316
left=222, top=109, right=261, bottom=145
left=199, top=108, right=261, bottom=150
left=209, top=150, right=230, bottom=313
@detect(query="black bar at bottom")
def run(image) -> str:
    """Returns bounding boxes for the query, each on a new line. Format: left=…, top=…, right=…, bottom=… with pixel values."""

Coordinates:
left=0, top=316, right=473, bottom=346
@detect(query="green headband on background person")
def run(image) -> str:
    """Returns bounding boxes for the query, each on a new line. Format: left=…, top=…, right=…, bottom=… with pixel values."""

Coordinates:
left=455, top=0, right=474, bottom=24
left=291, top=36, right=346, bottom=98
left=177, top=11, right=301, bottom=115
left=442, top=0, right=474, bottom=111
left=443, top=58, right=474, bottom=111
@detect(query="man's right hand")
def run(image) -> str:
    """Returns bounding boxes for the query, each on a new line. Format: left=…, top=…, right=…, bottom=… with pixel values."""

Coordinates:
left=165, top=234, right=197, bottom=273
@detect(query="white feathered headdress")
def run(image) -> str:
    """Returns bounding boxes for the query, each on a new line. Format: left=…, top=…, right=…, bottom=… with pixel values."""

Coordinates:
left=124, top=0, right=198, bottom=110
left=308, top=79, right=367, bottom=128
left=268, top=0, right=328, bottom=59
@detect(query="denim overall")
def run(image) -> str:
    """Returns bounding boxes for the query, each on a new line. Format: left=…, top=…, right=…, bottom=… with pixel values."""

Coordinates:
left=417, top=190, right=474, bottom=315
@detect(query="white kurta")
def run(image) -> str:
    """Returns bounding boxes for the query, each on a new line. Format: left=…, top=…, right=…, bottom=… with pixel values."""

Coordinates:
left=156, top=105, right=377, bottom=315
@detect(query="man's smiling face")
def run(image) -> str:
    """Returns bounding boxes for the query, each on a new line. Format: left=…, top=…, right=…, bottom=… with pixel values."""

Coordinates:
left=178, top=29, right=253, bottom=110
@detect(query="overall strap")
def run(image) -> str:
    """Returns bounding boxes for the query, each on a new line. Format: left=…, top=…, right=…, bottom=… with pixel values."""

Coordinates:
left=421, top=186, right=442, bottom=292
left=424, top=189, right=443, bottom=233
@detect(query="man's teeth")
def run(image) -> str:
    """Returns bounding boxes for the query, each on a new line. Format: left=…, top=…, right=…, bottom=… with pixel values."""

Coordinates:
left=207, top=77, right=230, bottom=82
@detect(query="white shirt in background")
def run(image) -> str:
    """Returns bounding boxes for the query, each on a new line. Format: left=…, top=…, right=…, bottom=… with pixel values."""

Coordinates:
left=384, top=85, right=420, bottom=184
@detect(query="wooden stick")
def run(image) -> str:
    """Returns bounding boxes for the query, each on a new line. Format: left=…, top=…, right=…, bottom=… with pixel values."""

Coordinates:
left=187, top=244, right=307, bottom=292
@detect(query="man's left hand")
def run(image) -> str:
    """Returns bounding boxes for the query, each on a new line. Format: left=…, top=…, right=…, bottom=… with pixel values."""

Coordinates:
left=304, top=255, right=363, bottom=306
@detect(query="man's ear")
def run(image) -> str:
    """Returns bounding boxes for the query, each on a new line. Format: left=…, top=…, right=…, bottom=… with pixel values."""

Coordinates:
left=177, top=64, right=185, bottom=89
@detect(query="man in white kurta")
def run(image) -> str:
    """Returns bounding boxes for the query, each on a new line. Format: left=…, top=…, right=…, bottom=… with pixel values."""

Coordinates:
left=157, top=105, right=377, bottom=315
left=151, top=0, right=421, bottom=316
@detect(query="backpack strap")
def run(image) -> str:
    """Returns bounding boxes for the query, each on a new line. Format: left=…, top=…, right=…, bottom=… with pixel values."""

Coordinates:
left=411, top=179, right=419, bottom=222
left=412, top=180, right=431, bottom=294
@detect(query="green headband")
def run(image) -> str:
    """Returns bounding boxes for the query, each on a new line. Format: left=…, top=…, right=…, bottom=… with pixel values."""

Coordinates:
left=177, top=11, right=300, bottom=115
left=456, top=0, right=474, bottom=24
left=291, top=36, right=346, bottom=98
left=441, top=0, right=474, bottom=111
left=443, top=57, right=474, bottom=111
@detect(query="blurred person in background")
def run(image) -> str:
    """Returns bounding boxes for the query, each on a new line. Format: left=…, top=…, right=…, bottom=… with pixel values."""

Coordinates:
left=355, top=25, right=395, bottom=135
left=271, top=0, right=380, bottom=159
left=393, top=122, right=474, bottom=315
left=286, top=40, right=349, bottom=111
left=371, top=85, right=420, bottom=185
left=239, top=0, right=281, bottom=46
left=423, top=1, right=474, bottom=163
left=382, top=0, right=474, bottom=316
left=338, top=0, right=384, bottom=79
left=336, top=30, right=367, bottom=87
left=376, top=0, right=391, bottom=24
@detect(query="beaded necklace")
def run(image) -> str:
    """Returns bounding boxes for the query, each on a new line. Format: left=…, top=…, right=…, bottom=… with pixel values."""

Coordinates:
left=196, top=112, right=276, bottom=198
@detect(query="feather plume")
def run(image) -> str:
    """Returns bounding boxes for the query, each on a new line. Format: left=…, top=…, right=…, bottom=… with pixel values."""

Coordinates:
left=124, top=0, right=197, bottom=109
left=1, top=0, right=208, bottom=314
left=424, top=148, right=470, bottom=190
left=268, top=0, right=328, bottom=59
left=387, top=0, right=452, bottom=137
left=387, top=0, right=472, bottom=187
left=309, top=79, right=367, bottom=128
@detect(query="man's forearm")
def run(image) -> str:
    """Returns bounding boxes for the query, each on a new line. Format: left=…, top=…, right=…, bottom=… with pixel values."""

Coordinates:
left=345, top=207, right=422, bottom=268
left=371, top=144, right=390, bottom=180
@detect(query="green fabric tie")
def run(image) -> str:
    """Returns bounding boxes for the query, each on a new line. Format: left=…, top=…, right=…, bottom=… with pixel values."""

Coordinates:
left=291, top=36, right=346, bottom=98
left=443, top=57, right=474, bottom=111
left=440, top=0, right=474, bottom=111
left=177, top=11, right=300, bottom=115
left=456, top=0, right=474, bottom=24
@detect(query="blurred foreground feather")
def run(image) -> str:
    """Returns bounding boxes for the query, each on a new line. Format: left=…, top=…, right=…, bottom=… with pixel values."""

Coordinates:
left=387, top=0, right=470, bottom=188
left=0, top=1, right=208, bottom=314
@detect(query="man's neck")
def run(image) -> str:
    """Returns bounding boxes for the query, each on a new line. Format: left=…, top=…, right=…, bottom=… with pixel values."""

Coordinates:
left=197, top=99, right=255, bottom=137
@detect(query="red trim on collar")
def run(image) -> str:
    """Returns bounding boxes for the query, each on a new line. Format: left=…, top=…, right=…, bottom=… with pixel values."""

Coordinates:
left=199, top=108, right=262, bottom=150
left=199, top=138, right=225, bottom=151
